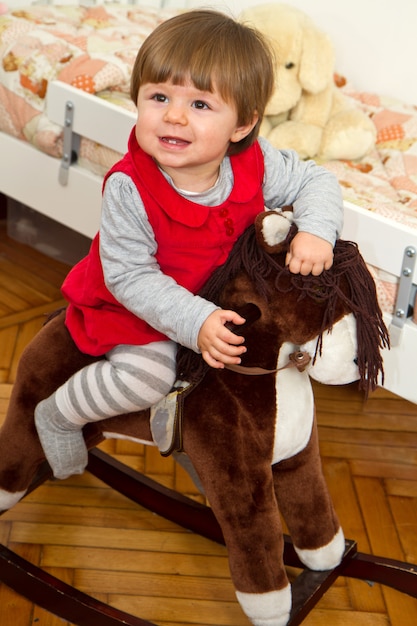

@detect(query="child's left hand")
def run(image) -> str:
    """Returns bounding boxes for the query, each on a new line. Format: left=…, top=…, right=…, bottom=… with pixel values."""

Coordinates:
left=285, top=231, right=334, bottom=276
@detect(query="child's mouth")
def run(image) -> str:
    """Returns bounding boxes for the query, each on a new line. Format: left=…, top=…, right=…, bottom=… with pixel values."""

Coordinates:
left=161, top=136, right=189, bottom=146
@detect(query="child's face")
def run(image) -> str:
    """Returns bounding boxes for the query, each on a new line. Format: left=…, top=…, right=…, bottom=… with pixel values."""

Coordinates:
left=135, top=80, right=257, bottom=192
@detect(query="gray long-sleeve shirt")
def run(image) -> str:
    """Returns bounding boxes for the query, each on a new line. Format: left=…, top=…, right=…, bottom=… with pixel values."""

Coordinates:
left=99, top=137, right=343, bottom=352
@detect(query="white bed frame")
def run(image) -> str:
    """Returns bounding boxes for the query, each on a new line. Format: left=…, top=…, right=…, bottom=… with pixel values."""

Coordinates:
left=1, top=1, right=417, bottom=404
left=2, top=82, right=133, bottom=238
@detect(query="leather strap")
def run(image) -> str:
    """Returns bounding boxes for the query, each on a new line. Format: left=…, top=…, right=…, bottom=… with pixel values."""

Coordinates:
left=224, top=350, right=311, bottom=376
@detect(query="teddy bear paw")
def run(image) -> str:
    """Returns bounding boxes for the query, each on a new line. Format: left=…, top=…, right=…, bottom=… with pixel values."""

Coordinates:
left=319, top=109, right=376, bottom=160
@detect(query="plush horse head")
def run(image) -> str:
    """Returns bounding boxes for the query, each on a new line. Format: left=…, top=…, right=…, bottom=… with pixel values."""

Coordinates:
left=0, top=211, right=388, bottom=626
left=177, top=210, right=386, bottom=390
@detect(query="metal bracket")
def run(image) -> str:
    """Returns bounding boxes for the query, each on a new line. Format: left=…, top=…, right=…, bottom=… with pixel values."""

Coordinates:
left=389, top=246, right=416, bottom=346
left=59, top=100, right=80, bottom=186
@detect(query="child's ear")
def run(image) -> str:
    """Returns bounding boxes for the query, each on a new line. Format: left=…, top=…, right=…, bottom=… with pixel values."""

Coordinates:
left=230, top=112, right=259, bottom=143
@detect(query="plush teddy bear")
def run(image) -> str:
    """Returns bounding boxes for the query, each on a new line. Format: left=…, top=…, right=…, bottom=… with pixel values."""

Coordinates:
left=241, top=3, right=376, bottom=161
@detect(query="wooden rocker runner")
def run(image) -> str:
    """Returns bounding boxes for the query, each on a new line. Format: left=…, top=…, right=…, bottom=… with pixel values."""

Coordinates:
left=1, top=212, right=416, bottom=626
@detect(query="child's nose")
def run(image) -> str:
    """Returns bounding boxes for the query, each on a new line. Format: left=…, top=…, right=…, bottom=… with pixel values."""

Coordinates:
left=164, top=103, right=187, bottom=125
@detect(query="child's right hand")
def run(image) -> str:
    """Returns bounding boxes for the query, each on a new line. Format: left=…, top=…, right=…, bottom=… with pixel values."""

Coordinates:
left=197, top=309, right=247, bottom=369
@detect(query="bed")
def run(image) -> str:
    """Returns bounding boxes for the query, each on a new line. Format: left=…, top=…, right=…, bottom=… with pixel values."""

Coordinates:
left=1, top=0, right=417, bottom=405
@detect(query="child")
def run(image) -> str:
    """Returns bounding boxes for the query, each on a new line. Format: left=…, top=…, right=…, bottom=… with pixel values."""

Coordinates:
left=35, top=9, right=343, bottom=479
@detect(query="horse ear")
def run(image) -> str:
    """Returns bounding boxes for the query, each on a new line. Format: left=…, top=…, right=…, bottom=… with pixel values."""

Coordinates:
left=255, top=209, right=294, bottom=253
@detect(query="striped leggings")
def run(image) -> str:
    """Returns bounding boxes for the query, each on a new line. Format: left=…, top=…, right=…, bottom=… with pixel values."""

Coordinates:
left=54, top=341, right=177, bottom=427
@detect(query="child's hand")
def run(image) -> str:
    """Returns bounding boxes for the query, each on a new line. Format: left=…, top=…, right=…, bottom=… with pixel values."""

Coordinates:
left=198, top=309, right=247, bottom=369
left=285, top=232, right=334, bottom=276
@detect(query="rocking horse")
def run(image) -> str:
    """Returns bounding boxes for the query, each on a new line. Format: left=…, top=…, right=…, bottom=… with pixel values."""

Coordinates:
left=0, top=211, right=416, bottom=626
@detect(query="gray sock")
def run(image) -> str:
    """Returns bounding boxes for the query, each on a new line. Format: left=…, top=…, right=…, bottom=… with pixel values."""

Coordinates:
left=35, top=395, right=88, bottom=479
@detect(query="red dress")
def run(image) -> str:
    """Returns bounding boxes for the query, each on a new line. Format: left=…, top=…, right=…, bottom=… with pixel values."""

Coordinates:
left=62, top=130, right=265, bottom=355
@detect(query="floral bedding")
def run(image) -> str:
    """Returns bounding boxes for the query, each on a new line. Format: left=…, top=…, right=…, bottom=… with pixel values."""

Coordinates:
left=0, top=3, right=176, bottom=172
left=1, top=5, right=416, bottom=318
left=320, top=82, right=417, bottom=319
left=321, top=81, right=417, bottom=231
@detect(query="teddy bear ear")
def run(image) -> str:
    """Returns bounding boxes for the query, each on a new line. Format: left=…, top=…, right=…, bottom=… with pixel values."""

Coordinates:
left=298, top=24, right=335, bottom=94
left=255, top=209, right=294, bottom=254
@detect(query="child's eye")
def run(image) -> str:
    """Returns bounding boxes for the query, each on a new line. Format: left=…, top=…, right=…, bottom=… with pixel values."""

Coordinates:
left=193, top=100, right=210, bottom=110
left=152, top=93, right=168, bottom=103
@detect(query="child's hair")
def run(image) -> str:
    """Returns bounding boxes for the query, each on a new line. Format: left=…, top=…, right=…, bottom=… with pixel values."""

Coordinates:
left=130, top=9, right=275, bottom=155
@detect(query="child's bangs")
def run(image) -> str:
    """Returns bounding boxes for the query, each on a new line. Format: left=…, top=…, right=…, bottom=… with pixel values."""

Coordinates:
left=141, top=41, right=217, bottom=95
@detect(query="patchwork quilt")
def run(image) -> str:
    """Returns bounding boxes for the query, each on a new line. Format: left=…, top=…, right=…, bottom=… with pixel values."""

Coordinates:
left=0, top=4, right=176, bottom=170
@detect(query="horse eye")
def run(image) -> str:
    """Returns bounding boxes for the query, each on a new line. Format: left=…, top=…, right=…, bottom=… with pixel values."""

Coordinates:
left=353, top=358, right=358, bottom=365
left=311, top=285, right=327, bottom=303
left=285, top=62, right=295, bottom=69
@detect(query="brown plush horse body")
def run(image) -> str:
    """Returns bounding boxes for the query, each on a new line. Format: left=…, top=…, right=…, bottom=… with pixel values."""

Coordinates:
left=0, top=212, right=388, bottom=626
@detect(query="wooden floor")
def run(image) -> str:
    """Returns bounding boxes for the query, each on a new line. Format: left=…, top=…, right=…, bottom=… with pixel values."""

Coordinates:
left=1, top=200, right=417, bottom=626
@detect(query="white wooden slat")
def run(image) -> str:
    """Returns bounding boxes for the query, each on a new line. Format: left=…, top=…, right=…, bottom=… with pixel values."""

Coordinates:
left=47, top=81, right=136, bottom=157
left=342, top=201, right=417, bottom=284
left=1, top=132, right=101, bottom=238
left=379, top=314, right=417, bottom=404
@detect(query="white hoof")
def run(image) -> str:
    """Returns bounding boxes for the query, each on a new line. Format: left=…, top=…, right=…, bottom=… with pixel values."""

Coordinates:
left=236, top=585, right=291, bottom=626
left=0, top=488, right=27, bottom=511
left=294, top=526, right=345, bottom=570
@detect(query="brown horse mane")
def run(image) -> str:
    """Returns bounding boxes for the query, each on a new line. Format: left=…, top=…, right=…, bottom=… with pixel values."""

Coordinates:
left=177, top=224, right=389, bottom=394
